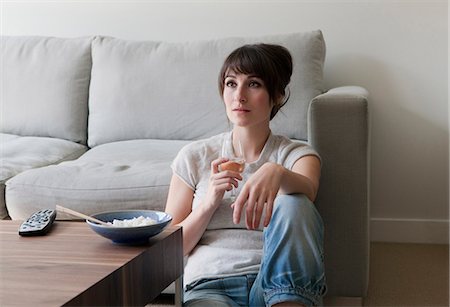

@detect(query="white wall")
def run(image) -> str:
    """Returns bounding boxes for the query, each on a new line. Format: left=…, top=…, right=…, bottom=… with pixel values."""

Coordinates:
left=2, top=0, right=448, bottom=243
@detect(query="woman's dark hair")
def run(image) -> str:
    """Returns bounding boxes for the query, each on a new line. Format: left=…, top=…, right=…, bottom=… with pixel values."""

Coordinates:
left=218, top=43, right=293, bottom=120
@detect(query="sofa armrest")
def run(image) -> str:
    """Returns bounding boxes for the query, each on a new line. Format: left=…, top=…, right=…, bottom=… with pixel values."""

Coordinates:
left=308, top=86, right=369, bottom=297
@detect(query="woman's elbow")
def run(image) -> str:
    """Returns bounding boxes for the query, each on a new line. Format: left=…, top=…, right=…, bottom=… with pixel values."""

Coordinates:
left=307, top=183, right=319, bottom=203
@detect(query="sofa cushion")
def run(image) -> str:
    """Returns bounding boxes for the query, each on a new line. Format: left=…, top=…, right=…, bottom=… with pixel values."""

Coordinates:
left=88, top=31, right=325, bottom=147
left=0, top=133, right=87, bottom=219
left=1, top=36, right=92, bottom=144
left=5, top=139, right=189, bottom=220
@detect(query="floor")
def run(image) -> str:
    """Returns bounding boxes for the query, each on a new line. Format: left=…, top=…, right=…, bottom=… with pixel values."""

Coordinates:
left=363, top=242, right=448, bottom=306
left=149, top=242, right=449, bottom=306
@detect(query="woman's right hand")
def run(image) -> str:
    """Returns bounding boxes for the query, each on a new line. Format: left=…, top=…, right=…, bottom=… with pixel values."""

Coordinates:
left=203, top=157, right=242, bottom=210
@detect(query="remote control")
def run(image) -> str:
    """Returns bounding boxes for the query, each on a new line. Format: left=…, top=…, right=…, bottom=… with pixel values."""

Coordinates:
left=18, top=209, right=57, bottom=236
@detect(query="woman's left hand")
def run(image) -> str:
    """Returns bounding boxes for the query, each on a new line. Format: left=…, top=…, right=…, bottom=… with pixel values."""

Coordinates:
left=232, top=162, right=284, bottom=230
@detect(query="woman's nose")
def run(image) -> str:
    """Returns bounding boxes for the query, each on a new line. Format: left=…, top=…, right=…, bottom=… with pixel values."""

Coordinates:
left=235, top=86, right=247, bottom=103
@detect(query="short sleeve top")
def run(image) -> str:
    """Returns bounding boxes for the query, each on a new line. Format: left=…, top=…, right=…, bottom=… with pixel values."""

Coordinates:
left=170, top=131, right=321, bottom=287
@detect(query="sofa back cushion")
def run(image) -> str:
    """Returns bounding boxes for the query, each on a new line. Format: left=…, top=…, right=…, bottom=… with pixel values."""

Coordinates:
left=88, top=31, right=325, bottom=147
left=1, top=37, right=92, bottom=144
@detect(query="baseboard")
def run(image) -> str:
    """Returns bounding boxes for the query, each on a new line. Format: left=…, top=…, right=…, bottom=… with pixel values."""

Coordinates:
left=370, top=218, right=449, bottom=244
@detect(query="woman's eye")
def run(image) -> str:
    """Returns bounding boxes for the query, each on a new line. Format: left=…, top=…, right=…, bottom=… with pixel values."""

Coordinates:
left=226, top=81, right=236, bottom=87
left=249, top=81, right=261, bottom=87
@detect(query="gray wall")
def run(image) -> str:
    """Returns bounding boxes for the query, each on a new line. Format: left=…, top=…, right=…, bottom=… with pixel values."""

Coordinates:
left=3, top=0, right=448, bottom=243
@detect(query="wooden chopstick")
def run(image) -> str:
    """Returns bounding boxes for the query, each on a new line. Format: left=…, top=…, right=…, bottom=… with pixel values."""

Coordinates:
left=55, top=205, right=110, bottom=226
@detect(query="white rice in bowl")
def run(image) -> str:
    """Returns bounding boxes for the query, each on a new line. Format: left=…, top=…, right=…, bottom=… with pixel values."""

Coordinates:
left=108, top=216, right=157, bottom=227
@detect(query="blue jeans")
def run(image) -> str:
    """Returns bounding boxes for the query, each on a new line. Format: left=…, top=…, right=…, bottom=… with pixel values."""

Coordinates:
left=184, top=194, right=327, bottom=306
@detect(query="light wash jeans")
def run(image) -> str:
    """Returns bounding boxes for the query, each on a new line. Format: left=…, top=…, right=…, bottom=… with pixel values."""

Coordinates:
left=184, top=194, right=327, bottom=307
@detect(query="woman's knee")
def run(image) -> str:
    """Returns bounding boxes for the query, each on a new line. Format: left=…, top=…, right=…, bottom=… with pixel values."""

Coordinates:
left=273, top=194, right=322, bottom=225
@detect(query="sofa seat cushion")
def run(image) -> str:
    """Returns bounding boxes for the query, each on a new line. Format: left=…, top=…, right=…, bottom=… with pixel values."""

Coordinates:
left=5, top=139, right=190, bottom=220
left=0, top=133, right=87, bottom=219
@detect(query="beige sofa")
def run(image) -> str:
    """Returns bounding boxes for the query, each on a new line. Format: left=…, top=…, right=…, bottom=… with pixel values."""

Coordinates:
left=1, top=30, right=369, bottom=298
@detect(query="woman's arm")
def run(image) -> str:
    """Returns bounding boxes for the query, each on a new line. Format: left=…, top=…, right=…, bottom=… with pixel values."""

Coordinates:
left=279, top=155, right=321, bottom=201
left=232, top=155, right=321, bottom=230
left=165, top=158, right=242, bottom=256
left=165, top=175, right=216, bottom=256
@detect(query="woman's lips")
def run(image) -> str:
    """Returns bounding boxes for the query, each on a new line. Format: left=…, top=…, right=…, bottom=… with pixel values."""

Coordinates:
left=233, top=108, right=250, bottom=113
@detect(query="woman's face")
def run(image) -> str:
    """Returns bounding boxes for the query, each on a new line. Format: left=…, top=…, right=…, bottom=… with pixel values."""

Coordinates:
left=222, top=71, right=272, bottom=129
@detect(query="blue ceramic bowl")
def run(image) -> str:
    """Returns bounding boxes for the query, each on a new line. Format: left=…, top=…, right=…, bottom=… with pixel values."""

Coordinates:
left=86, top=210, right=172, bottom=244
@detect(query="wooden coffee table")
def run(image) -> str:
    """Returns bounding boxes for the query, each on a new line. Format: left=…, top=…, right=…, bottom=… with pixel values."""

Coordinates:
left=0, top=220, right=183, bottom=306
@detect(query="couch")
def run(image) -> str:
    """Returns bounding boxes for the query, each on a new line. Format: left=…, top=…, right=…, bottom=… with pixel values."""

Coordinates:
left=1, top=30, right=369, bottom=299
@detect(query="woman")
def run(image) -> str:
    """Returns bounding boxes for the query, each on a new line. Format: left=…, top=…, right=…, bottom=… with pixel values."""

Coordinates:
left=165, top=43, right=326, bottom=306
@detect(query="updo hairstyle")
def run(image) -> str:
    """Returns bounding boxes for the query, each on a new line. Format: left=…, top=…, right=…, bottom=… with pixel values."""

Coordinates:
left=218, top=43, right=293, bottom=120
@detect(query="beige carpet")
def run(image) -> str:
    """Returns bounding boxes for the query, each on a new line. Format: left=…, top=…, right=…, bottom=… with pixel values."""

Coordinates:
left=149, top=242, right=449, bottom=306
left=363, top=242, right=448, bottom=306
